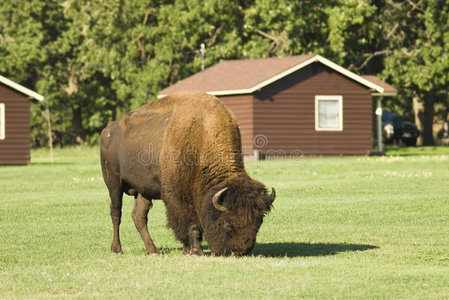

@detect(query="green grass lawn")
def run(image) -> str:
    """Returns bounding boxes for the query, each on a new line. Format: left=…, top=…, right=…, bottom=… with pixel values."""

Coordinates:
left=1, top=146, right=449, bottom=298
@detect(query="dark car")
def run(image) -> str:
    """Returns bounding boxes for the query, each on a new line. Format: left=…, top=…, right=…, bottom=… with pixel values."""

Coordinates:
left=382, top=111, right=420, bottom=146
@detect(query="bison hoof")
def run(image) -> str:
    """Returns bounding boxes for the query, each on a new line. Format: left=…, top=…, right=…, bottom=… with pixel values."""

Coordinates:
left=146, top=249, right=161, bottom=255
left=111, top=244, right=123, bottom=254
left=183, top=246, right=203, bottom=256
left=190, top=247, right=204, bottom=256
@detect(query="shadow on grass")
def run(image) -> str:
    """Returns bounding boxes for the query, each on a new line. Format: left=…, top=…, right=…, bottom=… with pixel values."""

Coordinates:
left=252, top=242, right=378, bottom=258
left=157, top=242, right=378, bottom=258
left=158, top=246, right=212, bottom=256
left=384, top=145, right=449, bottom=157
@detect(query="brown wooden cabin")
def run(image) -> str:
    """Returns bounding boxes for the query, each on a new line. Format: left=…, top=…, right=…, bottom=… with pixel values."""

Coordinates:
left=159, top=55, right=397, bottom=158
left=0, top=75, right=44, bottom=165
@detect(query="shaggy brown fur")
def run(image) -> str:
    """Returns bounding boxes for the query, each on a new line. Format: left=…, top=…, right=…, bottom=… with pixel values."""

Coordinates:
left=100, top=91, right=275, bottom=256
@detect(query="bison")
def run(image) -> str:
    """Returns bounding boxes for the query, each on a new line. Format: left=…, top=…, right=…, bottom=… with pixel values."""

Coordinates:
left=100, top=91, right=275, bottom=256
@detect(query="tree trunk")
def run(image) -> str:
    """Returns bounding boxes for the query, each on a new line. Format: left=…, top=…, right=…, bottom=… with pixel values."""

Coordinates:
left=65, top=66, right=85, bottom=144
left=44, top=101, right=54, bottom=163
left=72, top=106, right=85, bottom=144
left=422, top=92, right=435, bottom=146
left=412, top=94, right=423, bottom=145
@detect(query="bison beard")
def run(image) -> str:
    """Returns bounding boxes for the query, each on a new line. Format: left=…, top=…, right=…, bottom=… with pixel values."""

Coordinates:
left=100, top=91, right=275, bottom=256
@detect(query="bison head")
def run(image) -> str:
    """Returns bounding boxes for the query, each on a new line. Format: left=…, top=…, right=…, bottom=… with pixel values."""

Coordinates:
left=203, top=184, right=275, bottom=256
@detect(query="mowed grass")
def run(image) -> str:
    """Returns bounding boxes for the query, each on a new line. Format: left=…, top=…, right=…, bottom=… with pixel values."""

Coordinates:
left=1, top=146, right=449, bottom=298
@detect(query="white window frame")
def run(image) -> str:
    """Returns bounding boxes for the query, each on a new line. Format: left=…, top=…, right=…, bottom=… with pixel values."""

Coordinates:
left=0, top=103, right=5, bottom=140
left=315, top=95, right=343, bottom=131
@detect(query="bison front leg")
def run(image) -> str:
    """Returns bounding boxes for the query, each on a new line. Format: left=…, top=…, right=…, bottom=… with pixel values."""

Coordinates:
left=182, top=224, right=204, bottom=256
left=131, top=194, right=160, bottom=255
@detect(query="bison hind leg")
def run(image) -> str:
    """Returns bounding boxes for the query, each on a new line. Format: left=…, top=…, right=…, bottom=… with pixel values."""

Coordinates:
left=109, top=188, right=124, bottom=254
left=131, top=194, right=160, bottom=255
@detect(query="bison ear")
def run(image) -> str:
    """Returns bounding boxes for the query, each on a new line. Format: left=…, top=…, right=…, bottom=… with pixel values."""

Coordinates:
left=212, top=187, right=228, bottom=212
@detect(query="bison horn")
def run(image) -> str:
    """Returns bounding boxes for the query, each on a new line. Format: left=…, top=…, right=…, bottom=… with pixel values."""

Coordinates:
left=268, top=187, right=276, bottom=203
left=212, top=187, right=228, bottom=212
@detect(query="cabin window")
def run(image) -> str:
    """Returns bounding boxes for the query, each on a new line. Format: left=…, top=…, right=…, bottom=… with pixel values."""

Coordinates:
left=0, top=103, right=4, bottom=140
left=315, top=95, right=343, bottom=131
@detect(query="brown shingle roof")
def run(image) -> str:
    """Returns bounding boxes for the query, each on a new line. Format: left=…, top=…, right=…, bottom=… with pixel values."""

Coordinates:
left=160, top=55, right=314, bottom=95
left=0, top=75, right=44, bottom=101
left=362, top=75, right=397, bottom=95
left=159, top=55, right=397, bottom=96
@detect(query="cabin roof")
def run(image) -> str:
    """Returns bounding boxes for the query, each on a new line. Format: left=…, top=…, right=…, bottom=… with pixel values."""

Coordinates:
left=159, top=54, right=397, bottom=97
left=0, top=75, right=44, bottom=101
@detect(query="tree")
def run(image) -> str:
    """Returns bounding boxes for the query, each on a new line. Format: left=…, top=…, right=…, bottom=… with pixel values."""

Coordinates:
left=1, top=0, right=251, bottom=145
left=152, top=0, right=250, bottom=82
left=382, top=0, right=449, bottom=145
left=42, top=0, right=164, bottom=144
left=242, top=0, right=329, bottom=57
left=325, top=0, right=382, bottom=74
left=1, top=0, right=169, bottom=145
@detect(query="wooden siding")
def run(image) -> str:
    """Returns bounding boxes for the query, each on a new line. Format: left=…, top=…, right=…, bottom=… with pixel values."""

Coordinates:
left=253, top=62, right=373, bottom=156
left=218, top=95, right=254, bottom=155
left=0, top=84, right=31, bottom=165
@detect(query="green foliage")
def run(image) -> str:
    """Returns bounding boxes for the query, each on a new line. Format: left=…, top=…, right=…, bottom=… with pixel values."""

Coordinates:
left=243, top=0, right=329, bottom=57
left=154, top=0, right=246, bottom=82
left=0, top=0, right=448, bottom=145
left=382, top=0, right=449, bottom=144
left=325, top=0, right=379, bottom=68
left=1, top=147, right=449, bottom=298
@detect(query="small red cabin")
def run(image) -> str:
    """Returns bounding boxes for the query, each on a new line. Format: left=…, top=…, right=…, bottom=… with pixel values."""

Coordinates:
left=0, top=75, right=44, bottom=165
left=159, top=55, right=397, bottom=157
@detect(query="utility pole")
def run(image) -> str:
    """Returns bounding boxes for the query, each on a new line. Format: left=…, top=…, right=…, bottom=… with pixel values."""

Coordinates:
left=373, top=97, right=385, bottom=156
left=200, top=43, right=206, bottom=71
left=376, top=98, right=383, bottom=154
